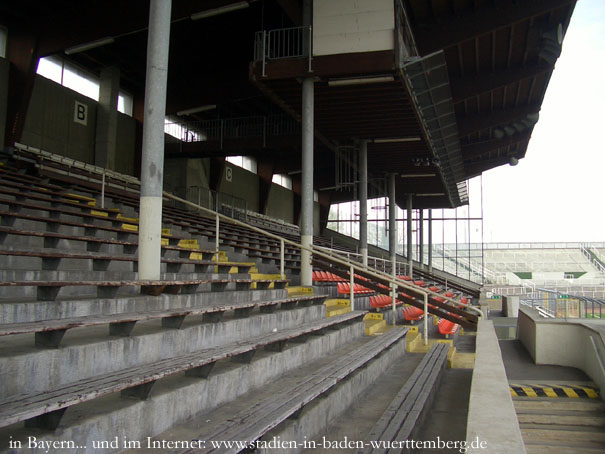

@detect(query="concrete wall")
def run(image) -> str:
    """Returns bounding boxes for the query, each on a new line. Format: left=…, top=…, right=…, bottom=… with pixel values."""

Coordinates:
left=466, top=320, right=527, bottom=454
left=313, top=0, right=394, bottom=56
left=518, top=307, right=605, bottom=402
left=115, top=112, right=135, bottom=175
left=218, top=163, right=260, bottom=213
left=22, top=76, right=97, bottom=163
left=0, top=57, right=8, bottom=147
left=266, top=183, right=294, bottom=224
left=19, top=75, right=136, bottom=174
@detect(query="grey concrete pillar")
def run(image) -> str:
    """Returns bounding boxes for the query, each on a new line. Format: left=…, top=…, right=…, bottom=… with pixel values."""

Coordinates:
left=407, top=193, right=413, bottom=276
left=138, top=0, right=172, bottom=281
left=300, top=76, right=314, bottom=286
left=428, top=209, right=433, bottom=272
left=419, top=209, right=424, bottom=268
left=95, top=66, right=120, bottom=170
left=388, top=173, right=397, bottom=277
left=359, top=140, right=368, bottom=267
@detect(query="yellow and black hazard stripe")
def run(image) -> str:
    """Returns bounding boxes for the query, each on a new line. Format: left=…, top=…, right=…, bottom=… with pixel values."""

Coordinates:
left=510, top=384, right=599, bottom=399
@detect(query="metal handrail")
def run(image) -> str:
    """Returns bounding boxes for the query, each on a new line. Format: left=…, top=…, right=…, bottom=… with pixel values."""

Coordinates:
left=164, top=192, right=484, bottom=317
left=13, top=142, right=483, bottom=343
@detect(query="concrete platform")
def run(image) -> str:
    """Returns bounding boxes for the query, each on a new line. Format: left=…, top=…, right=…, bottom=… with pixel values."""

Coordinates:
left=499, top=340, right=590, bottom=382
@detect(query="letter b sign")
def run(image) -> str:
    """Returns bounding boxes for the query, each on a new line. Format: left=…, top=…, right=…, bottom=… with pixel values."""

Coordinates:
left=74, top=100, right=88, bottom=126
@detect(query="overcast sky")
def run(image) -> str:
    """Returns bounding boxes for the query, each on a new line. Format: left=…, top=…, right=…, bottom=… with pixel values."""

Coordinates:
left=479, top=0, right=605, bottom=243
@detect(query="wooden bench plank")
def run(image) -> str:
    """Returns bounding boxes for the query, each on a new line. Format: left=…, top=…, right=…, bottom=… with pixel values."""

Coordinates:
left=0, top=311, right=364, bottom=429
left=359, top=343, right=449, bottom=454
left=178, top=327, right=408, bottom=454
left=0, top=295, right=326, bottom=338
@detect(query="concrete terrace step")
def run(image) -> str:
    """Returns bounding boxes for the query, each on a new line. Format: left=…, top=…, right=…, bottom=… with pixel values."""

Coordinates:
left=525, top=444, right=605, bottom=454
left=0, top=311, right=365, bottom=452
left=137, top=326, right=408, bottom=454
left=0, top=295, right=329, bottom=399
left=0, top=294, right=328, bottom=347
left=0, top=311, right=365, bottom=430
left=0, top=287, right=290, bottom=324
left=517, top=411, right=605, bottom=427
left=513, top=397, right=604, bottom=412
left=0, top=226, right=216, bottom=258
left=0, top=277, right=287, bottom=302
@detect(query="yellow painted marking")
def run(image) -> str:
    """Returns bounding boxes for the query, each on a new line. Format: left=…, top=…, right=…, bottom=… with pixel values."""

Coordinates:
left=287, top=286, right=313, bottom=296
left=90, top=210, right=108, bottom=217
left=363, top=313, right=383, bottom=321
left=584, top=388, right=599, bottom=398
left=117, top=214, right=139, bottom=223
left=521, top=386, right=539, bottom=398
left=121, top=224, right=138, bottom=232
left=161, top=238, right=168, bottom=246
left=66, top=193, right=95, bottom=202
left=161, top=228, right=171, bottom=235
left=563, top=387, right=579, bottom=398
left=542, top=387, right=558, bottom=398
left=178, top=239, right=199, bottom=248
left=189, top=252, right=205, bottom=261
left=510, top=389, right=518, bottom=397
left=365, top=318, right=387, bottom=336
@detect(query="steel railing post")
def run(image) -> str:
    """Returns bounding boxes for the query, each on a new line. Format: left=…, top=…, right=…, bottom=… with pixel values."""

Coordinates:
left=280, top=239, right=285, bottom=280
left=262, top=30, right=267, bottom=77
left=101, top=169, right=106, bottom=209
left=215, top=213, right=220, bottom=261
left=349, top=265, right=355, bottom=311
left=423, top=293, right=428, bottom=345
left=391, top=282, right=396, bottom=326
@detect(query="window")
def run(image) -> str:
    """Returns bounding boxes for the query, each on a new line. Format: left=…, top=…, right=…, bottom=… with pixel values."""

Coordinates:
left=272, top=173, right=292, bottom=189
left=0, top=27, right=7, bottom=59
left=37, top=56, right=64, bottom=84
left=118, top=91, right=133, bottom=116
left=36, top=56, right=133, bottom=116
left=164, top=115, right=204, bottom=142
left=226, top=156, right=257, bottom=174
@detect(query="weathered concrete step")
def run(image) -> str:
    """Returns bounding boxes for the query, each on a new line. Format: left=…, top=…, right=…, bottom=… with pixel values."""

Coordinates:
left=0, top=287, right=288, bottom=324
left=517, top=411, right=605, bottom=427
left=524, top=441, right=605, bottom=454
left=525, top=443, right=603, bottom=454
left=0, top=303, right=331, bottom=400
left=136, top=328, right=407, bottom=454
left=514, top=397, right=604, bottom=413
left=521, top=427, right=605, bottom=444
left=0, top=316, right=365, bottom=454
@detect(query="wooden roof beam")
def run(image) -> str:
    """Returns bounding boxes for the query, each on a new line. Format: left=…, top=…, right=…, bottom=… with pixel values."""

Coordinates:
left=451, top=62, right=551, bottom=102
left=458, top=104, right=540, bottom=136
left=461, top=132, right=531, bottom=161
left=413, top=0, right=575, bottom=53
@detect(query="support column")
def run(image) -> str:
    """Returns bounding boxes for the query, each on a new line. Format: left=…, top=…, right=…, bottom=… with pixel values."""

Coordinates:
left=359, top=140, right=368, bottom=267
left=138, top=0, right=172, bottom=281
left=300, top=76, right=314, bottom=286
left=95, top=66, right=120, bottom=170
left=407, top=193, right=413, bottom=276
left=388, top=173, right=397, bottom=277
left=419, top=209, right=424, bottom=269
left=428, top=209, right=433, bottom=272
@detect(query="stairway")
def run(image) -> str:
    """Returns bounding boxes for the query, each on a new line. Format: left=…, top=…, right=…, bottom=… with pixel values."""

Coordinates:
left=513, top=384, right=605, bottom=453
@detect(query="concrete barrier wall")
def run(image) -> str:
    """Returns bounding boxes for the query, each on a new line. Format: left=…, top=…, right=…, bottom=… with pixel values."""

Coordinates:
left=518, top=307, right=605, bottom=403
left=466, top=320, right=527, bottom=454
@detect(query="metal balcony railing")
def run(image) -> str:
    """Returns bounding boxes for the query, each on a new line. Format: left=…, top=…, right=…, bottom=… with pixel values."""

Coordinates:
left=254, top=26, right=312, bottom=76
left=165, top=115, right=299, bottom=148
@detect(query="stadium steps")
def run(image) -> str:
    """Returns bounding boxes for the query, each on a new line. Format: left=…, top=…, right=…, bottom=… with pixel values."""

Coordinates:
left=513, top=386, right=605, bottom=453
